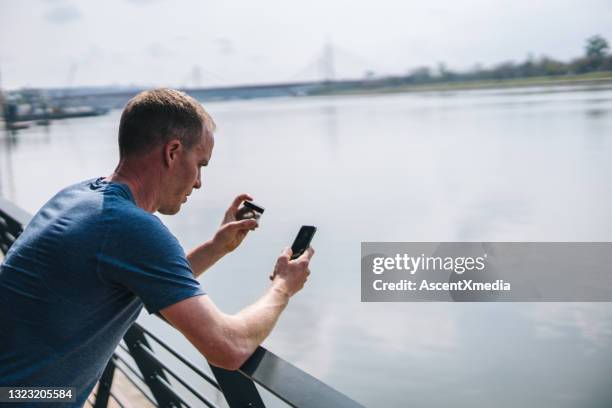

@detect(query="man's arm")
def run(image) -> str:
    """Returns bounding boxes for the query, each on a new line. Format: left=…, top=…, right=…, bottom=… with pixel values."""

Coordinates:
left=187, top=239, right=228, bottom=278
left=187, top=194, right=258, bottom=278
left=161, top=247, right=313, bottom=370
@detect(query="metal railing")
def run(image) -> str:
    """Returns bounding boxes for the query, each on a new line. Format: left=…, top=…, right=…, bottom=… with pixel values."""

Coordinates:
left=0, top=197, right=363, bottom=408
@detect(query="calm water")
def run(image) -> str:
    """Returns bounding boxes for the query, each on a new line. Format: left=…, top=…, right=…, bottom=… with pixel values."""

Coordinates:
left=2, top=86, right=612, bottom=407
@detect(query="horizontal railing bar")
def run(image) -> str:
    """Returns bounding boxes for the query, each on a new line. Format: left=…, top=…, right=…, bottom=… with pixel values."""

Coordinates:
left=113, top=354, right=147, bottom=384
left=122, top=341, right=191, bottom=408
left=112, top=358, right=159, bottom=408
left=116, top=377, right=157, bottom=408
left=128, top=339, right=221, bottom=408
left=0, top=197, right=32, bottom=227
left=239, top=347, right=365, bottom=408
left=131, top=323, right=220, bottom=390
left=167, top=379, right=219, bottom=408
left=152, top=373, right=192, bottom=408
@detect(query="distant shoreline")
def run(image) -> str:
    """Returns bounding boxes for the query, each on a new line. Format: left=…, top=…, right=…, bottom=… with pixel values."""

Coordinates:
left=313, top=71, right=612, bottom=97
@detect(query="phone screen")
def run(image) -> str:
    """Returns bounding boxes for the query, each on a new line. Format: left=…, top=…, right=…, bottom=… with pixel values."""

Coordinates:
left=290, top=225, right=317, bottom=259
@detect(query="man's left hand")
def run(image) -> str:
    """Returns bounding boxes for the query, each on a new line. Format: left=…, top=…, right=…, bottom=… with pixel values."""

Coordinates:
left=213, top=194, right=259, bottom=253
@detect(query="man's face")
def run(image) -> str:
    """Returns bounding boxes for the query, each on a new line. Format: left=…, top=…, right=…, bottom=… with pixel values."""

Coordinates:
left=158, top=126, right=214, bottom=215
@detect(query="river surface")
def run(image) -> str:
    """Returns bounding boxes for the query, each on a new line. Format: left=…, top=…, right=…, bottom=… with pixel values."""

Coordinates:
left=1, top=86, right=612, bottom=407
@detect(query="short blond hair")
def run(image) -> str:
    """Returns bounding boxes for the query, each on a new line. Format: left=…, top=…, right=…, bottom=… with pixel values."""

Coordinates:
left=118, top=88, right=216, bottom=157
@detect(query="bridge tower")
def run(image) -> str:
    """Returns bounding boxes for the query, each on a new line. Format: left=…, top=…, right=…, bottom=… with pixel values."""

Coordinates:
left=321, top=39, right=336, bottom=82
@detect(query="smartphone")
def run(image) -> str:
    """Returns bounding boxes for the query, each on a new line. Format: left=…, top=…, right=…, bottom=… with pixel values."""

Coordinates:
left=290, top=225, right=317, bottom=260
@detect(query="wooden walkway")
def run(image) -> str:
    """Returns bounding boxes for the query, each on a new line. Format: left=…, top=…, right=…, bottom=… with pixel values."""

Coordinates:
left=85, top=368, right=155, bottom=408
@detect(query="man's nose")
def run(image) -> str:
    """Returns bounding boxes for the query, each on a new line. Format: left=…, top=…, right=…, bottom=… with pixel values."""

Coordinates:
left=194, top=171, right=202, bottom=189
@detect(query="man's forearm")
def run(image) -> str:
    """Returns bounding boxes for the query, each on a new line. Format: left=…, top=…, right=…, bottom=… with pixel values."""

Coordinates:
left=161, top=249, right=310, bottom=371
left=228, top=282, right=290, bottom=360
left=187, top=240, right=227, bottom=278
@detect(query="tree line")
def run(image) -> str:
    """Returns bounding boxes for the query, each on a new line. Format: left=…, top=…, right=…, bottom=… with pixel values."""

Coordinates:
left=378, top=35, right=611, bottom=86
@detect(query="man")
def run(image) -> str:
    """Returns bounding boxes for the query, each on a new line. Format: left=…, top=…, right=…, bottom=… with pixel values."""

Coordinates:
left=0, top=89, right=314, bottom=407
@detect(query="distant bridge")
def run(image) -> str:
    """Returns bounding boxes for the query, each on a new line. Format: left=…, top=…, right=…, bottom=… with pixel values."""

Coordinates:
left=49, top=81, right=323, bottom=107
left=11, top=42, right=384, bottom=109
left=44, top=78, right=368, bottom=109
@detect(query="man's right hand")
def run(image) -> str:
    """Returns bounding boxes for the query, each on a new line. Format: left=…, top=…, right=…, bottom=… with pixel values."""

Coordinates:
left=269, top=247, right=314, bottom=297
left=162, top=245, right=315, bottom=371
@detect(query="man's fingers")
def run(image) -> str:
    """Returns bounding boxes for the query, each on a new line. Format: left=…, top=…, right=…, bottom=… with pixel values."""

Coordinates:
left=229, top=218, right=258, bottom=231
left=271, top=248, right=292, bottom=279
left=280, top=246, right=293, bottom=260
left=230, top=193, right=253, bottom=211
left=296, top=246, right=315, bottom=262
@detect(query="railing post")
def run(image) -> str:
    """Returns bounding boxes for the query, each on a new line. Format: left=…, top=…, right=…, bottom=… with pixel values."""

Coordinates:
left=0, top=197, right=30, bottom=255
left=123, top=325, right=183, bottom=408
left=209, top=365, right=265, bottom=408
left=94, top=359, right=116, bottom=408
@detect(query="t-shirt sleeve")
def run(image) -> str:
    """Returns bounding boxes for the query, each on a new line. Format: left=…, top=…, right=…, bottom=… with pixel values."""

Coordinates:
left=97, top=214, right=205, bottom=314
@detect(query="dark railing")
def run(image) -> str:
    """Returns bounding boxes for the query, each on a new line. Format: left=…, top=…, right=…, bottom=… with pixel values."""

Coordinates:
left=0, top=197, right=363, bottom=408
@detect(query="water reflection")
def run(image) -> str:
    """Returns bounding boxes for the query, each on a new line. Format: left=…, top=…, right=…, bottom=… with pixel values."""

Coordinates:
left=585, top=109, right=609, bottom=117
left=2, top=86, right=612, bottom=407
left=320, top=104, right=338, bottom=155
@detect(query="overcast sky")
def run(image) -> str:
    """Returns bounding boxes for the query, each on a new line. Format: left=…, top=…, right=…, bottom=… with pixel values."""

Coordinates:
left=1, top=0, right=611, bottom=89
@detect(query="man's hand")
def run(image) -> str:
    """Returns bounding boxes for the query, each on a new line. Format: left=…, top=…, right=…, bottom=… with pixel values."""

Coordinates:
left=213, top=193, right=259, bottom=254
left=166, top=245, right=315, bottom=371
left=188, top=194, right=258, bottom=277
left=269, top=247, right=315, bottom=297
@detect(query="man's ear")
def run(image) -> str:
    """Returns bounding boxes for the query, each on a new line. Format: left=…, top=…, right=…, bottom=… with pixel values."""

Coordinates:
left=163, top=140, right=182, bottom=167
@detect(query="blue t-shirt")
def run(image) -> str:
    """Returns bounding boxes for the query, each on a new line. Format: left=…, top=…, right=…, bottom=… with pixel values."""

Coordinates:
left=0, top=178, right=205, bottom=407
